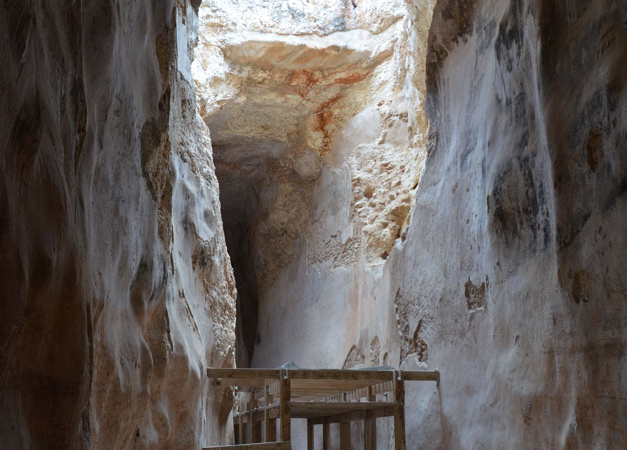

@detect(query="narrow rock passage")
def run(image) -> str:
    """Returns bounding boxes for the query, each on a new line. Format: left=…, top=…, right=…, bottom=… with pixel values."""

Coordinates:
left=0, top=0, right=625, bottom=449
left=193, top=0, right=431, bottom=374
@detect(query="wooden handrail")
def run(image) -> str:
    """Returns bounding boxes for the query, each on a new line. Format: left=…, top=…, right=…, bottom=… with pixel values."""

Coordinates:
left=207, top=367, right=440, bottom=383
left=207, top=368, right=282, bottom=379
left=203, top=442, right=290, bottom=450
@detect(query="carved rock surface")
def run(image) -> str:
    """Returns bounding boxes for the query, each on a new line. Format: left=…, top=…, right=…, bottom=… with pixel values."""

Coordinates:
left=194, top=0, right=432, bottom=367
left=197, top=0, right=626, bottom=448
left=393, top=0, right=627, bottom=448
left=0, top=2, right=235, bottom=449
left=1, top=0, right=625, bottom=449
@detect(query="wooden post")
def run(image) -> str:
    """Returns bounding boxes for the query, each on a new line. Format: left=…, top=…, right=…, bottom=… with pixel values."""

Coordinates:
left=340, top=422, right=351, bottom=450
left=364, top=412, right=376, bottom=450
left=323, top=422, right=330, bottom=450
left=264, top=381, right=276, bottom=442
left=251, top=390, right=261, bottom=443
left=364, top=385, right=376, bottom=450
left=307, top=420, right=314, bottom=450
left=367, top=385, right=375, bottom=402
left=393, top=371, right=406, bottom=450
left=238, top=398, right=244, bottom=444
left=280, top=369, right=291, bottom=442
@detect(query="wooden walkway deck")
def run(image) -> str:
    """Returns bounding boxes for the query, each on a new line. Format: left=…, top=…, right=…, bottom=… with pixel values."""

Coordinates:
left=203, top=367, right=439, bottom=450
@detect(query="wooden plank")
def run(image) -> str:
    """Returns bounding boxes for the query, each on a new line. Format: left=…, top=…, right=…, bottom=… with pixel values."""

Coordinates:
left=323, top=423, right=330, bottom=450
left=209, top=368, right=437, bottom=383
left=241, top=402, right=394, bottom=423
left=364, top=411, right=376, bottom=450
left=236, top=406, right=280, bottom=424
left=309, top=406, right=394, bottom=425
left=400, top=370, right=439, bottom=382
left=212, top=368, right=439, bottom=392
left=203, top=442, right=291, bottom=450
left=290, top=401, right=395, bottom=419
left=289, top=369, right=394, bottom=381
left=219, top=379, right=270, bottom=388
left=393, top=371, right=405, bottom=450
left=289, top=379, right=389, bottom=398
left=280, top=369, right=291, bottom=442
left=307, top=420, right=314, bottom=450
left=207, top=368, right=281, bottom=380
left=340, top=422, right=350, bottom=450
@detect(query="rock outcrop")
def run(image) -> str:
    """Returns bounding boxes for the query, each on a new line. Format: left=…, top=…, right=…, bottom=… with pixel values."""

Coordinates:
left=0, top=2, right=235, bottom=449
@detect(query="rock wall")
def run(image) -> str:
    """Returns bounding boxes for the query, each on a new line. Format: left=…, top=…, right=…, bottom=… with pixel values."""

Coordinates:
left=194, top=0, right=435, bottom=372
left=196, top=0, right=626, bottom=448
left=0, top=1, right=235, bottom=449
left=4, top=0, right=622, bottom=448
left=394, top=0, right=626, bottom=448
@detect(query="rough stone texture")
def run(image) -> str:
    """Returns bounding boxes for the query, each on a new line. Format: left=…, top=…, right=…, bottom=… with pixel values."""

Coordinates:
left=195, top=0, right=625, bottom=449
left=2, top=0, right=624, bottom=448
left=0, top=1, right=235, bottom=449
left=394, top=0, right=626, bottom=448
left=194, top=0, right=433, bottom=368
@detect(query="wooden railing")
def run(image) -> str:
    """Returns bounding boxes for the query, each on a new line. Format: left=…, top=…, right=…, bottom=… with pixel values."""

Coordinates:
left=204, top=367, right=439, bottom=450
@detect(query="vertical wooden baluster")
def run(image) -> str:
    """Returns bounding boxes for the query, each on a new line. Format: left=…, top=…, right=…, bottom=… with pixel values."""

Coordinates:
left=265, top=380, right=276, bottom=442
left=280, top=369, right=291, bottom=442
left=238, top=397, right=244, bottom=444
left=393, top=371, right=406, bottom=450
left=340, top=422, right=351, bottom=450
left=307, top=420, right=314, bottom=450
left=323, top=422, right=330, bottom=450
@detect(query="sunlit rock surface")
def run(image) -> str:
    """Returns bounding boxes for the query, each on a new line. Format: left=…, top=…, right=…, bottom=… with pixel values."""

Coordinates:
left=0, top=1, right=235, bottom=449
left=194, top=0, right=432, bottom=369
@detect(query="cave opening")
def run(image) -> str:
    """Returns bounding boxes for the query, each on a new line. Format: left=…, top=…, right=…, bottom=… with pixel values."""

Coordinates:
left=218, top=173, right=259, bottom=368
left=212, top=139, right=282, bottom=367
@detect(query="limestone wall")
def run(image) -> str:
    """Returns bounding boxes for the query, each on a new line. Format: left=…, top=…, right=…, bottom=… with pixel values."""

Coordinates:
left=394, top=0, right=626, bottom=447
left=2, top=0, right=624, bottom=448
left=197, top=0, right=626, bottom=448
left=0, top=1, right=235, bottom=449
left=194, top=0, right=435, bottom=373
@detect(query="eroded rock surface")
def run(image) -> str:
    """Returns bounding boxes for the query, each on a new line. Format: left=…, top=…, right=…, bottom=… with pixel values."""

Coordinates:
left=194, top=0, right=433, bottom=367
left=1, top=0, right=625, bottom=448
left=195, top=0, right=626, bottom=449
left=0, top=2, right=235, bottom=449
left=395, top=0, right=626, bottom=447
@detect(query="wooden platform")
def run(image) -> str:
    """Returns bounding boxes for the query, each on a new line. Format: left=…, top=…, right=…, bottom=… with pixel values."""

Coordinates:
left=204, top=367, right=439, bottom=450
